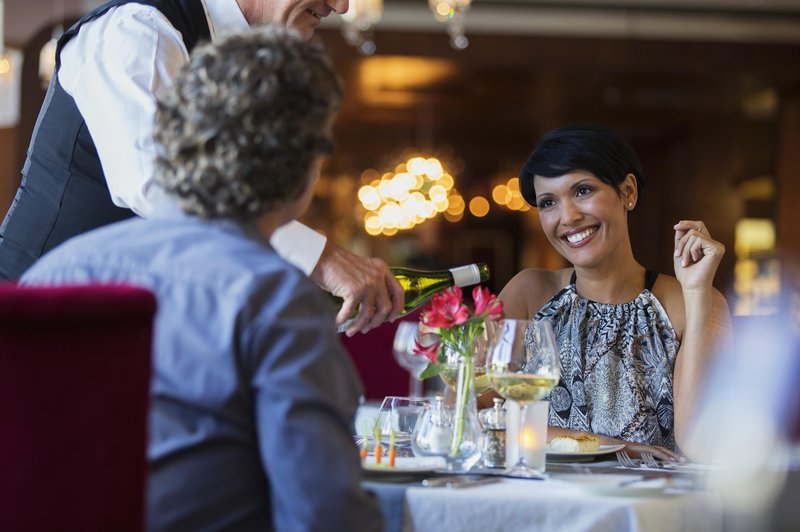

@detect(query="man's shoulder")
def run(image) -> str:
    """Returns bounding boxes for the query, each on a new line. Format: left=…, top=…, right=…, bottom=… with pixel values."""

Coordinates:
left=21, top=217, right=283, bottom=286
left=20, top=218, right=148, bottom=281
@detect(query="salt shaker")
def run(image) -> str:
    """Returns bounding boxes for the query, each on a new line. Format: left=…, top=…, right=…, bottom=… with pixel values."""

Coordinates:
left=478, top=398, right=506, bottom=468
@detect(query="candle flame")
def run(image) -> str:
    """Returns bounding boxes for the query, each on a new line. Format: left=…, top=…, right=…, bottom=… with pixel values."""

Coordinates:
left=523, top=428, right=536, bottom=447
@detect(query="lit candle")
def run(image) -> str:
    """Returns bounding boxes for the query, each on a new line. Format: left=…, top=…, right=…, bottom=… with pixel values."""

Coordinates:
left=505, top=400, right=548, bottom=472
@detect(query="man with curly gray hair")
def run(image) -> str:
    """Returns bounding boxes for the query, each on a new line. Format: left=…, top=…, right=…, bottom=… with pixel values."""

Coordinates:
left=154, top=26, right=341, bottom=221
left=22, top=26, right=384, bottom=532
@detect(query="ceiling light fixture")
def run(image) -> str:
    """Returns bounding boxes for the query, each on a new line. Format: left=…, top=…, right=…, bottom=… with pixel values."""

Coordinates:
left=0, top=0, right=22, bottom=128
left=340, top=0, right=383, bottom=55
left=428, top=0, right=471, bottom=50
left=38, top=0, right=65, bottom=87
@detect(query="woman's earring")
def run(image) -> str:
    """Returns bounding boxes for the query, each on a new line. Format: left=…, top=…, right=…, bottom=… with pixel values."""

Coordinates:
left=627, top=202, right=633, bottom=209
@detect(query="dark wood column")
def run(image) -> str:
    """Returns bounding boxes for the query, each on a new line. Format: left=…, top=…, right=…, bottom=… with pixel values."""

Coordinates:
left=776, top=91, right=800, bottom=312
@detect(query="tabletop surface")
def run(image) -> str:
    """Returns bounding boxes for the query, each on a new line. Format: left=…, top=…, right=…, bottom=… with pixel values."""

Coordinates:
left=363, top=457, right=722, bottom=532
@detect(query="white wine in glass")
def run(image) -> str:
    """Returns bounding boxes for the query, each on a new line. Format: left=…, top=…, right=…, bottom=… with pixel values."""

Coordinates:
left=438, top=322, right=495, bottom=396
left=486, top=318, right=560, bottom=478
left=489, top=374, right=558, bottom=403
left=439, top=366, right=491, bottom=396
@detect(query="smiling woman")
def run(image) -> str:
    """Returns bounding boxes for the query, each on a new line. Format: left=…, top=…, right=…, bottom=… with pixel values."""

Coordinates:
left=494, top=124, right=732, bottom=463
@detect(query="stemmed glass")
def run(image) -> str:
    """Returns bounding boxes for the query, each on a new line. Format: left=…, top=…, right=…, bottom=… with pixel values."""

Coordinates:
left=392, top=321, right=428, bottom=397
left=375, top=396, right=428, bottom=456
left=486, top=319, right=560, bottom=478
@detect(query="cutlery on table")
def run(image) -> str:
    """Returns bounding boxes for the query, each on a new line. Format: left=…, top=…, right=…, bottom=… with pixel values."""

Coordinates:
left=422, top=476, right=501, bottom=489
left=615, top=451, right=640, bottom=468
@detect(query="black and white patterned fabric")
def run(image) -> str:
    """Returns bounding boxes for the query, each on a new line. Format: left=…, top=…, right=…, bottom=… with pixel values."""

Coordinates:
left=530, top=272, right=680, bottom=450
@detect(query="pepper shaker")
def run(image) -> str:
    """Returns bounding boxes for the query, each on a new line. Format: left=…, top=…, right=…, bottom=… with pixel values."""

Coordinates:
left=478, top=398, right=506, bottom=468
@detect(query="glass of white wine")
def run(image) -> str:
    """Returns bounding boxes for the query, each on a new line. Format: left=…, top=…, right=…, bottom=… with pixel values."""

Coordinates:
left=439, top=323, right=495, bottom=396
left=486, top=318, right=560, bottom=478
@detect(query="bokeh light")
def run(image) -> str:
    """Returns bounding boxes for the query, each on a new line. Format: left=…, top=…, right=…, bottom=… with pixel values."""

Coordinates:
left=469, top=196, right=490, bottom=217
left=356, top=153, right=463, bottom=235
left=489, top=175, right=531, bottom=212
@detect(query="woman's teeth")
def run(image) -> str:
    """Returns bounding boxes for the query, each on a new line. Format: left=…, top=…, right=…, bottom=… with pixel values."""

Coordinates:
left=566, top=227, right=596, bottom=244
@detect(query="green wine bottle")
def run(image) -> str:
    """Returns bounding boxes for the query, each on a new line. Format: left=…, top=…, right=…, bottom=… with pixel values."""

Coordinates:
left=336, top=263, right=491, bottom=332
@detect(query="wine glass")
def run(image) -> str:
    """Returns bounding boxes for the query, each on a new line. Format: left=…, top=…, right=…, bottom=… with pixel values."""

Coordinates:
left=375, top=396, right=428, bottom=456
left=392, top=321, right=429, bottom=397
left=486, top=318, right=560, bottom=478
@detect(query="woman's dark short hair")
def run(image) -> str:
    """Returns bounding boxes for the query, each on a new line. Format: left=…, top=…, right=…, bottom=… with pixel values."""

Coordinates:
left=519, top=125, right=645, bottom=207
left=154, top=25, right=341, bottom=219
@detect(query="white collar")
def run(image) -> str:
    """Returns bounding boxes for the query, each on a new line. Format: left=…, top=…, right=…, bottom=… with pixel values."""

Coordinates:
left=202, top=0, right=250, bottom=41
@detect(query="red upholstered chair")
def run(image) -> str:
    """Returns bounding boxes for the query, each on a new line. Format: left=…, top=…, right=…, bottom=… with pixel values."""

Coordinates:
left=0, top=283, right=156, bottom=532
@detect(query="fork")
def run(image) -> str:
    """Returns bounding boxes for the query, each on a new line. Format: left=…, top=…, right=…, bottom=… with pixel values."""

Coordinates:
left=640, top=452, right=663, bottom=469
left=615, top=450, right=639, bottom=468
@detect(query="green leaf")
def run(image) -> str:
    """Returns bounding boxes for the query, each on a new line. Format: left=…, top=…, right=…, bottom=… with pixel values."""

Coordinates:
left=418, top=362, right=443, bottom=380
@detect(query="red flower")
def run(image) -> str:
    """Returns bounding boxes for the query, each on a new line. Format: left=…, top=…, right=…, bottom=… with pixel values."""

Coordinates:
left=413, top=337, right=440, bottom=363
left=472, top=286, right=503, bottom=318
left=421, top=286, right=469, bottom=329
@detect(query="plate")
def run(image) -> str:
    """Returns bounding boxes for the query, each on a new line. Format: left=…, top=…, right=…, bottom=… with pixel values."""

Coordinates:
left=546, top=443, right=626, bottom=461
left=361, top=456, right=446, bottom=476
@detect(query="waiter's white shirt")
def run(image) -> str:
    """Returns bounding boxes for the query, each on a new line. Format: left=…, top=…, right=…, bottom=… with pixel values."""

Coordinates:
left=58, top=0, right=326, bottom=275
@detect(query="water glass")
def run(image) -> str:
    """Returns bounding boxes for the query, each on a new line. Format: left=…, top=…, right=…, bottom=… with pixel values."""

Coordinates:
left=375, top=396, right=428, bottom=451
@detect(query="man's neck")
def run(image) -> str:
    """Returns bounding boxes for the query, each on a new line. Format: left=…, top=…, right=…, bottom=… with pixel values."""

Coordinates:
left=255, top=208, right=296, bottom=241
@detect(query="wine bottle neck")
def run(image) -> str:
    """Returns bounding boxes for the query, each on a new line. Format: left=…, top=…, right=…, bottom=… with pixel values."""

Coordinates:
left=450, top=264, right=482, bottom=287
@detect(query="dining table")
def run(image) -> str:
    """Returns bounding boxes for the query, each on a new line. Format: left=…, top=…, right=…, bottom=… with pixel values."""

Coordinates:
left=362, top=455, right=723, bottom=532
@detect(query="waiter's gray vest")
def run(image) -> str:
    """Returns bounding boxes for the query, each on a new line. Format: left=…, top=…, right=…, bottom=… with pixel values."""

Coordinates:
left=0, top=0, right=210, bottom=280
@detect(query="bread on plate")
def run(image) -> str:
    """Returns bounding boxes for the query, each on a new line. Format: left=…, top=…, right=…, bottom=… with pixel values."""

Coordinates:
left=547, top=434, right=600, bottom=453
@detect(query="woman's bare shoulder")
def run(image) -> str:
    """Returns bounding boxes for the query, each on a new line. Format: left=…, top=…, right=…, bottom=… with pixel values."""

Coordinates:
left=499, top=268, right=572, bottom=319
left=652, top=273, right=730, bottom=331
left=653, top=273, right=683, bottom=318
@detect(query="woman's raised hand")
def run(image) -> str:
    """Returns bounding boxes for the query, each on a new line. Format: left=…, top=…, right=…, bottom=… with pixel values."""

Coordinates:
left=673, top=220, right=725, bottom=290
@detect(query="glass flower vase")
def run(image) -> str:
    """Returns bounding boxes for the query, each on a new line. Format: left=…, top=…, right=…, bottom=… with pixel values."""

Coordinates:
left=440, top=330, right=493, bottom=396
left=445, top=355, right=482, bottom=472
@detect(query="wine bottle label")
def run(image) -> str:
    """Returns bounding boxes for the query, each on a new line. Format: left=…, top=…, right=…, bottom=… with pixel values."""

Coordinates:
left=450, top=264, right=481, bottom=287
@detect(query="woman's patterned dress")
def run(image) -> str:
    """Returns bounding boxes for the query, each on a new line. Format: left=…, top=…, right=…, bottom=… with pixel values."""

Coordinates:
left=530, top=270, right=680, bottom=450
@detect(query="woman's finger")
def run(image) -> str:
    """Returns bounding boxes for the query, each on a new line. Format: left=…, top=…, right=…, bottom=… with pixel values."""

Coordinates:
left=691, top=242, right=704, bottom=263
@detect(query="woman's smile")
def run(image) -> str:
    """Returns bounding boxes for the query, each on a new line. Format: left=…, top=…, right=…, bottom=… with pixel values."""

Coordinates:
left=563, top=225, right=599, bottom=247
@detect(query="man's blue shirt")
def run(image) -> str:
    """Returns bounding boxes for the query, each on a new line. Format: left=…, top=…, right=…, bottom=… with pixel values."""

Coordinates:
left=22, top=203, right=383, bottom=531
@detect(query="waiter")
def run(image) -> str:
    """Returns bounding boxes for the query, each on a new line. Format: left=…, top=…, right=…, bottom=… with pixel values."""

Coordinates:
left=0, top=0, right=402, bottom=335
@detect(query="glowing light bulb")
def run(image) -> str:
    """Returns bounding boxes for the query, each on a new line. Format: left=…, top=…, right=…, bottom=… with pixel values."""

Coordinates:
left=492, top=184, right=511, bottom=205
left=358, top=185, right=381, bottom=211
left=407, top=157, right=427, bottom=175
left=425, top=158, right=443, bottom=179
left=428, top=184, right=447, bottom=203
left=469, top=196, right=490, bottom=217
left=437, top=173, right=454, bottom=190
left=0, top=57, right=11, bottom=76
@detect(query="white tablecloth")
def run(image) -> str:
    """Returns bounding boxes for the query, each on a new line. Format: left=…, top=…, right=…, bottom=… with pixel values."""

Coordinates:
left=402, top=474, right=722, bottom=532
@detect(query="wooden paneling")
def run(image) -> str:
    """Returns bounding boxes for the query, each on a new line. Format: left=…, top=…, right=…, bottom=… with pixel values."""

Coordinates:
left=776, top=91, right=800, bottom=310
left=0, top=127, right=19, bottom=216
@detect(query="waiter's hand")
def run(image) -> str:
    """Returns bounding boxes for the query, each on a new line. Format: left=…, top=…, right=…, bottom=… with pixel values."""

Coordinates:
left=311, top=242, right=404, bottom=336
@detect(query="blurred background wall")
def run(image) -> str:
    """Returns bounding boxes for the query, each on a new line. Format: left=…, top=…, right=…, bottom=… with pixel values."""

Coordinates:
left=1, top=0, right=799, bottom=314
